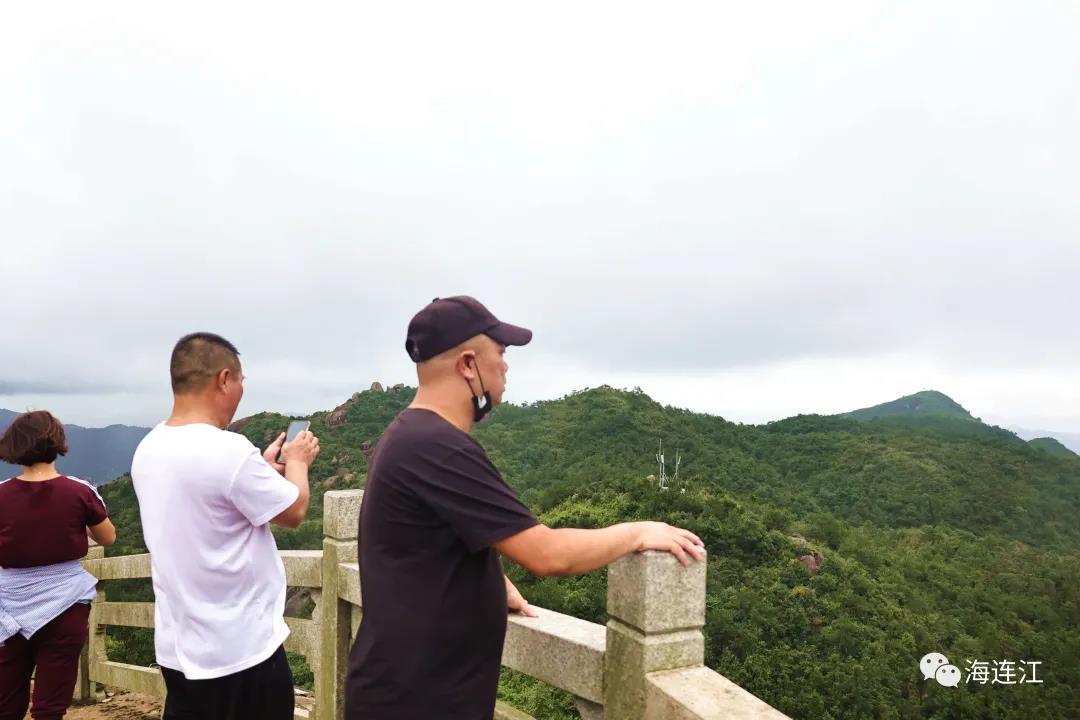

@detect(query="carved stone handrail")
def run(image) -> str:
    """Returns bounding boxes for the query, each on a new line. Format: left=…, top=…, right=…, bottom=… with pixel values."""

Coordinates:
left=503, top=607, right=606, bottom=705
left=78, top=489, right=790, bottom=720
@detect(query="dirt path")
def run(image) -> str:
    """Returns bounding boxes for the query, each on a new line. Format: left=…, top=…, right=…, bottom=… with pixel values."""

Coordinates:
left=31, top=691, right=162, bottom=720
left=30, top=688, right=315, bottom=719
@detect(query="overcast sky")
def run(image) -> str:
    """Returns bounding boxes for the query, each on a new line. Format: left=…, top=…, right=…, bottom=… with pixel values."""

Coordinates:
left=2, top=1, right=1077, bottom=432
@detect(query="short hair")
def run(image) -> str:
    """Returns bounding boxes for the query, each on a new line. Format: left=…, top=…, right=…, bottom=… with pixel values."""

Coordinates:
left=0, top=410, right=69, bottom=466
left=170, top=332, right=241, bottom=394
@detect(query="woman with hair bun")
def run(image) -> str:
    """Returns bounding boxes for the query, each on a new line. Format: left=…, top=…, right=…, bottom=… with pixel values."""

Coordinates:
left=0, top=410, right=116, bottom=720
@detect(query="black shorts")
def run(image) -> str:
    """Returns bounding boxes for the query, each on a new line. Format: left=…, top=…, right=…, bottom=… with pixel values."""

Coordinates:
left=161, top=644, right=294, bottom=720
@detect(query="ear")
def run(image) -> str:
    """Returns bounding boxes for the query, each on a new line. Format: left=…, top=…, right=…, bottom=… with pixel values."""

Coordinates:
left=457, top=351, right=477, bottom=381
left=216, top=367, right=232, bottom=392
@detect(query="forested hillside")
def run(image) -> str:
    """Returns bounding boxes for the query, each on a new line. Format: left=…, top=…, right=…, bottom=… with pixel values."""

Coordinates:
left=98, top=386, right=1080, bottom=719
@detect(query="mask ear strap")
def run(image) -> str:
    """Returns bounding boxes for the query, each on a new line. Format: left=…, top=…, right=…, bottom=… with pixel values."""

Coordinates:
left=463, top=356, right=488, bottom=401
left=473, top=360, right=488, bottom=398
left=464, top=356, right=492, bottom=421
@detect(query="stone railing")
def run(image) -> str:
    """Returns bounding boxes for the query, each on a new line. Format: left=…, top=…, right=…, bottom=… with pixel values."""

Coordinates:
left=78, top=489, right=789, bottom=720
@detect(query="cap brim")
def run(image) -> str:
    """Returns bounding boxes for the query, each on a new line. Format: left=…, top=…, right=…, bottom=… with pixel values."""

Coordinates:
left=486, top=322, right=532, bottom=347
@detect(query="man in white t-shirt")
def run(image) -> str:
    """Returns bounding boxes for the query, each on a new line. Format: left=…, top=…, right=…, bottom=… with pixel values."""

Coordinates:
left=132, top=332, right=320, bottom=720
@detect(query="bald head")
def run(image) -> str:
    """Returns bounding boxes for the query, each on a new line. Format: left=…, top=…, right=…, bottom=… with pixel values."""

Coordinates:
left=416, top=334, right=496, bottom=384
left=409, top=332, right=511, bottom=429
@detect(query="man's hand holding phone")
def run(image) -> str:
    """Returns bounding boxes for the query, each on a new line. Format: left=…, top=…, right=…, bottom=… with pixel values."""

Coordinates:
left=263, top=420, right=320, bottom=474
left=264, top=421, right=320, bottom=529
left=282, top=430, right=320, bottom=467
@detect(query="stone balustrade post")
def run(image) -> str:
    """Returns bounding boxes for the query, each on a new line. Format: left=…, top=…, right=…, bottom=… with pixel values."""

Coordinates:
left=603, top=550, right=708, bottom=719
left=317, top=490, right=362, bottom=720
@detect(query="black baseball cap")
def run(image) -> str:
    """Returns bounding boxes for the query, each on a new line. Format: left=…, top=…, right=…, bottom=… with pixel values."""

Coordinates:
left=405, top=296, right=532, bottom=362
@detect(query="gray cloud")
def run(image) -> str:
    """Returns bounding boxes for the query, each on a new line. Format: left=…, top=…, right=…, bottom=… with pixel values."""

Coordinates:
left=0, top=380, right=131, bottom=396
left=1, top=1, right=1077, bottom=429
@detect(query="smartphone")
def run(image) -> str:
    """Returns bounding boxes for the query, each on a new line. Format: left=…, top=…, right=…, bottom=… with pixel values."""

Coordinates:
left=278, top=420, right=311, bottom=463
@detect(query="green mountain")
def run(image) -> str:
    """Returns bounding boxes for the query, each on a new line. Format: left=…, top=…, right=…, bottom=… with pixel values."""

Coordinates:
left=98, top=387, right=1080, bottom=719
left=843, top=390, right=976, bottom=422
left=1028, top=436, right=1077, bottom=458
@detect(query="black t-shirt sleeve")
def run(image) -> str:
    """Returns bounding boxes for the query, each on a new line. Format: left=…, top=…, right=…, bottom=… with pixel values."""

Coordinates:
left=419, top=443, right=539, bottom=554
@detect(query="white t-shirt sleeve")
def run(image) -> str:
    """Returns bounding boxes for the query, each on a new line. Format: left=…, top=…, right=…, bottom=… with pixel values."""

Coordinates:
left=227, top=448, right=301, bottom=527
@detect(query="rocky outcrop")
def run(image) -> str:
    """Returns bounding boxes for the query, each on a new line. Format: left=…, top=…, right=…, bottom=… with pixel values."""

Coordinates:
left=227, top=416, right=252, bottom=433
left=285, top=587, right=315, bottom=617
left=322, top=470, right=357, bottom=489
left=798, top=553, right=824, bottom=575
left=325, top=381, right=392, bottom=428
left=325, top=404, right=350, bottom=428
left=787, top=534, right=810, bottom=549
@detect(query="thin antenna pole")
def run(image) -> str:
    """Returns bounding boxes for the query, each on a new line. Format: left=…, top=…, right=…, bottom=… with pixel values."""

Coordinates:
left=656, top=439, right=667, bottom=490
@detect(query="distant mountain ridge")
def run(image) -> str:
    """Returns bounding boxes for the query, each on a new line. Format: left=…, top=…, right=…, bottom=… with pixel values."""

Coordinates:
left=840, top=392, right=1080, bottom=456
left=1028, top=436, right=1077, bottom=458
left=842, top=390, right=976, bottom=422
left=0, top=409, right=150, bottom=485
left=1010, top=426, right=1080, bottom=454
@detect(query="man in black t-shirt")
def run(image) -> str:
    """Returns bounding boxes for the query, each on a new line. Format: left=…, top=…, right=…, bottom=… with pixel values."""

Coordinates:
left=346, top=296, right=704, bottom=719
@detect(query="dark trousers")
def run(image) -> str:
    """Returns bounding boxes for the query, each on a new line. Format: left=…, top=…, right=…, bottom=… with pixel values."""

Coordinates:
left=0, top=601, right=90, bottom=720
left=161, top=644, right=294, bottom=720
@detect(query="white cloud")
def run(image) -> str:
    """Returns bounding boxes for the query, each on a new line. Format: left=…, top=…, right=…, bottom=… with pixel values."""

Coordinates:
left=1, top=1, right=1077, bottom=430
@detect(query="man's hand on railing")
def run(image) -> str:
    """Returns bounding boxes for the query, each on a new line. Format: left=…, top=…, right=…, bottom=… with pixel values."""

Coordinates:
left=505, top=575, right=538, bottom=617
left=497, top=521, right=707, bottom=577
left=632, top=522, right=704, bottom=566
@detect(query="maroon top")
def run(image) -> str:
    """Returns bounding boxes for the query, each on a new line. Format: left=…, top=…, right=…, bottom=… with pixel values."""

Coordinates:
left=0, top=476, right=108, bottom=568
